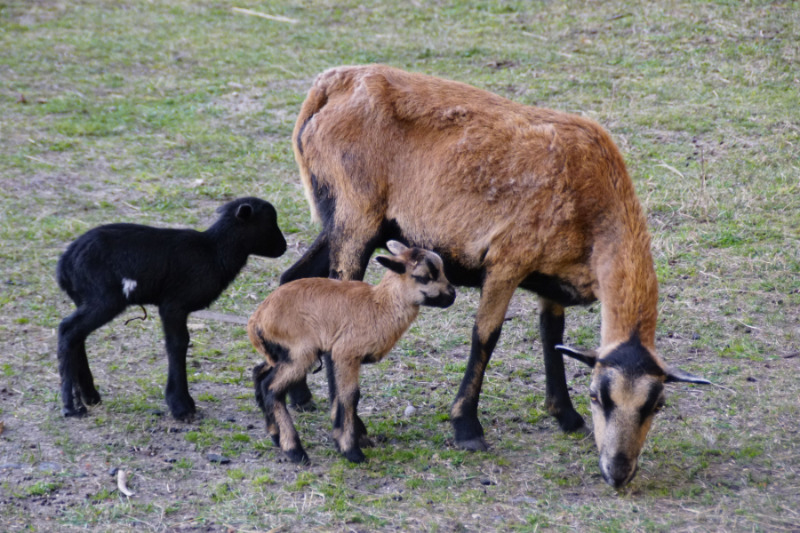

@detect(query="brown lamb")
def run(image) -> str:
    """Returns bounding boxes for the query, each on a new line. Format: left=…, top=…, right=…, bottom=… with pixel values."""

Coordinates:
left=248, top=240, right=455, bottom=464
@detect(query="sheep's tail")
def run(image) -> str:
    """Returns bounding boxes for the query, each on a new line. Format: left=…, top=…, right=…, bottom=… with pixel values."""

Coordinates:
left=292, top=67, right=359, bottom=225
left=292, top=80, right=327, bottom=225
left=55, top=252, right=73, bottom=296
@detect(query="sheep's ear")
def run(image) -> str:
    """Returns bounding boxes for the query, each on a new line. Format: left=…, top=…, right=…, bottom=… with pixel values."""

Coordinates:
left=555, top=344, right=598, bottom=368
left=375, top=254, right=406, bottom=274
left=664, top=367, right=711, bottom=385
left=386, top=240, right=409, bottom=256
left=235, top=203, right=253, bottom=221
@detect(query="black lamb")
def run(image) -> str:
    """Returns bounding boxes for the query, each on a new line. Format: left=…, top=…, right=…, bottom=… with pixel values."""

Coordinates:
left=56, top=197, right=287, bottom=420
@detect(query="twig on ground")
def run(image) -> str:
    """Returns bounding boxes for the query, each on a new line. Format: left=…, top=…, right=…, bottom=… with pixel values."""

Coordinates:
left=117, top=469, right=134, bottom=497
left=232, top=7, right=299, bottom=24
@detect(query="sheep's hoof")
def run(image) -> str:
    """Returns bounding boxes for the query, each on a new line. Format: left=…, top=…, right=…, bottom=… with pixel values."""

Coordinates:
left=82, top=390, right=102, bottom=406
left=358, top=434, right=375, bottom=448
left=286, top=448, right=310, bottom=465
left=343, top=448, right=366, bottom=463
left=62, top=405, right=87, bottom=418
left=290, top=398, right=317, bottom=412
left=168, top=397, right=197, bottom=422
left=556, top=411, right=587, bottom=434
left=171, top=408, right=197, bottom=423
left=455, top=436, right=489, bottom=452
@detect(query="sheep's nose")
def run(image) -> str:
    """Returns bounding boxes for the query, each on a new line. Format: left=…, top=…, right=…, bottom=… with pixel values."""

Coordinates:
left=602, top=453, right=637, bottom=488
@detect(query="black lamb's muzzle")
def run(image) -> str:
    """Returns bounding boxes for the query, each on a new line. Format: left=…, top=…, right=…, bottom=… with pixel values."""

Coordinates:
left=266, top=234, right=288, bottom=257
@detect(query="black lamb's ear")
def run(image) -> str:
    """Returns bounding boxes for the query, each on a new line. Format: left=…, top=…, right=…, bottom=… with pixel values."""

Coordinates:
left=235, top=203, right=253, bottom=221
left=375, top=254, right=406, bottom=275
left=555, top=344, right=598, bottom=368
left=664, top=367, right=711, bottom=385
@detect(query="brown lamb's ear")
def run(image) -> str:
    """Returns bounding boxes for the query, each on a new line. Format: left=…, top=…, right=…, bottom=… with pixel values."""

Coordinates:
left=386, top=240, right=409, bottom=256
left=555, top=344, right=598, bottom=368
left=375, top=254, right=406, bottom=275
left=664, top=367, right=711, bottom=385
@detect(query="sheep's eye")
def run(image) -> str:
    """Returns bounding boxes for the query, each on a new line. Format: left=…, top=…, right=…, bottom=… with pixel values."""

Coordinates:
left=589, top=392, right=600, bottom=405
left=412, top=275, right=431, bottom=284
left=653, top=401, right=665, bottom=414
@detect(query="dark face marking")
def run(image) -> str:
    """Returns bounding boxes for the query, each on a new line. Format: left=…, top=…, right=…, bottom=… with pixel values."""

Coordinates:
left=638, top=383, right=665, bottom=425
left=600, top=333, right=666, bottom=378
left=598, top=375, right=615, bottom=420
left=425, top=258, right=440, bottom=282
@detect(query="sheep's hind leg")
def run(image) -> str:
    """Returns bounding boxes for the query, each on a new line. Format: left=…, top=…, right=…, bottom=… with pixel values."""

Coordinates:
left=253, top=362, right=280, bottom=447
left=57, top=302, right=122, bottom=417
left=266, top=362, right=309, bottom=464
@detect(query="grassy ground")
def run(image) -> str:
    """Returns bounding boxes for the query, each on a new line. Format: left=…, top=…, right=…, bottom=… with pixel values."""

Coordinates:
left=1, top=0, right=798, bottom=531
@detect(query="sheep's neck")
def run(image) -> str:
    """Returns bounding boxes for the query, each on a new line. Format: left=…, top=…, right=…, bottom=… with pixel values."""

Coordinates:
left=203, top=226, right=251, bottom=285
left=372, top=276, right=421, bottom=337
left=595, top=224, right=659, bottom=353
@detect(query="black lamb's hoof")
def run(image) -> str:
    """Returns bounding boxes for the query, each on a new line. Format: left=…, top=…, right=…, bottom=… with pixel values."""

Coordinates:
left=62, top=405, right=87, bottom=418
left=168, top=396, right=197, bottom=422
left=170, top=406, right=197, bottom=423
left=82, top=390, right=101, bottom=406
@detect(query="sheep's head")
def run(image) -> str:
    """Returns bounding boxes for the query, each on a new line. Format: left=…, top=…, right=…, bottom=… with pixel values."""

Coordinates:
left=557, top=335, right=710, bottom=488
left=218, top=197, right=287, bottom=258
left=375, top=240, right=456, bottom=308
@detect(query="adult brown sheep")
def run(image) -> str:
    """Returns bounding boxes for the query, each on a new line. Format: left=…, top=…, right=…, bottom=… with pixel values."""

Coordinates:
left=279, top=64, right=709, bottom=487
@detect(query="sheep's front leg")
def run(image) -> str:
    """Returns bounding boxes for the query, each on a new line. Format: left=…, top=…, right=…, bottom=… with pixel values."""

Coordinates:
left=331, top=357, right=365, bottom=463
left=450, top=272, right=518, bottom=451
left=325, top=352, right=372, bottom=449
left=159, top=306, right=195, bottom=421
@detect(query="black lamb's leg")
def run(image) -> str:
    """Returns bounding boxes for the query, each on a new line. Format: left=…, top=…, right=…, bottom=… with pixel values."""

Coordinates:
left=58, top=301, right=123, bottom=417
left=159, top=305, right=195, bottom=421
